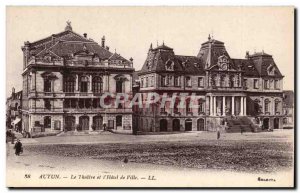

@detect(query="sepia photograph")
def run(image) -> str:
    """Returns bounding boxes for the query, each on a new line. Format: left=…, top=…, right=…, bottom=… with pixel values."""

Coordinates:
left=5, top=6, right=294, bottom=188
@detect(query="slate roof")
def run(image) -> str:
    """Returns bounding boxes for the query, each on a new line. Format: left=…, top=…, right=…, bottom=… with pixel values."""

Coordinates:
left=249, top=52, right=283, bottom=77
left=27, top=28, right=129, bottom=62
left=232, top=59, right=260, bottom=77
left=139, top=44, right=205, bottom=75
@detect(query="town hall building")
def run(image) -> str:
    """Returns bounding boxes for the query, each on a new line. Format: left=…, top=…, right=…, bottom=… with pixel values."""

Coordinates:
left=133, top=35, right=284, bottom=133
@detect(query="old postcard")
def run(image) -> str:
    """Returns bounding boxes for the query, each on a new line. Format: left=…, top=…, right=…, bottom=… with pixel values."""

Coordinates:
left=6, top=6, right=294, bottom=188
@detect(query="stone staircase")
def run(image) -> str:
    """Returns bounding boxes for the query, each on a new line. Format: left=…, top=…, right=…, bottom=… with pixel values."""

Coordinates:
left=225, top=116, right=261, bottom=133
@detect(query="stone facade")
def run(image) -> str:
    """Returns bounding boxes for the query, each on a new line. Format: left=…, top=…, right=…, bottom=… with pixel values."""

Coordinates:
left=21, top=22, right=134, bottom=133
left=133, top=36, right=285, bottom=133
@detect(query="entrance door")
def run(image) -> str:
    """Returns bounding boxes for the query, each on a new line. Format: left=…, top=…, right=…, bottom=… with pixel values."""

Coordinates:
left=263, top=118, right=269, bottom=130
left=160, top=119, right=168, bottom=132
left=79, top=116, right=89, bottom=131
left=185, top=119, right=192, bottom=131
left=274, top=118, right=279, bottom=129
left=116, top=115, right=122, bottom=130
left=173, top=119, right=180, bottom=131
left=65, top=116, right=75, bottom=131
left=197, top=118, right=205, bottom=131
left=93, top=116, right=103, bottom=130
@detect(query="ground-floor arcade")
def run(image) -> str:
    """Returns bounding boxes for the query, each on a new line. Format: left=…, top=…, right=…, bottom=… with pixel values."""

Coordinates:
left=22, top=112, right=133, bottom=133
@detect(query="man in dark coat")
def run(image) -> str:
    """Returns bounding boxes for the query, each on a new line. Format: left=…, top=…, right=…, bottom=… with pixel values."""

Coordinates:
left=14, top=139, right=22, bottom=156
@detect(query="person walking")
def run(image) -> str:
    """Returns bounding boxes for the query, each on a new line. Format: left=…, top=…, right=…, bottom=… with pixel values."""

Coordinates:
left=14, top=139, right=23, bottom=156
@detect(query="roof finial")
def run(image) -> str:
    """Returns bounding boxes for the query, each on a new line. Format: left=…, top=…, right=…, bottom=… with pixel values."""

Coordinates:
left=162, top=40, right=165, bottom=46
left=114, top=48, right=116, bottom=53
left=208, top=34, right=211, bottom=41
left=65, top=20, right=72, bottom=31
left=150, top=43, right=153, bottom=50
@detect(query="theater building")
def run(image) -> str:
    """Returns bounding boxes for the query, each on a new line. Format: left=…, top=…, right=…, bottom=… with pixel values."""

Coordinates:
left=133, top=35, right=284, bottom=133
left=21, top=22, right=134, bottom=133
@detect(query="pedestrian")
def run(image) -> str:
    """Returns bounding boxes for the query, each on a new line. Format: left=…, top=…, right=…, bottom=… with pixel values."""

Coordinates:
left=14, top=139, right=23, bottom=156
left=241, top=127, right=244, bottom=135
left=217, top=130, right=221, bottom=139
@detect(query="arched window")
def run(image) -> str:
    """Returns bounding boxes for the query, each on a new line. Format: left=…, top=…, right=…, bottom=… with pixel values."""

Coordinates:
left=275, top=99, right=280, bottom=113
left=64, top=76, right=75, bottom=92
left=264, top=99, right=270, bottom=113
left=79, top=76, right=89, bottom=92
left=92, top=76, right=103, bottom=93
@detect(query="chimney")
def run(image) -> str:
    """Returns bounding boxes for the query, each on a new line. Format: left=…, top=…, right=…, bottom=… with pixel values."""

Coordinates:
left=245, top=51, right=250, bottom=59
left=101, top=36, right=105, bottom=48
left=83, top=33, right=87, bottom=38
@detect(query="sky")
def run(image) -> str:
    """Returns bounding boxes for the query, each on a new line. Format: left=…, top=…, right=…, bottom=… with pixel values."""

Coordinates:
left=6, top=6, right=294, bottom=97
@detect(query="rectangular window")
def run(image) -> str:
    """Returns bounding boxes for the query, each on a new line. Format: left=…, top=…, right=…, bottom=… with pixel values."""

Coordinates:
left=168, top=76, right=172, bottom=86
left=274, top=80, right=279, bottom=89
left=186, top=77, right=192, bottom=87
left=253, top=79, right=259, bottom=89
left=198, top=101, right=203, bottom=113
left=44, top=99, right=51, bottom=110
left=264, top=80, right=269, bottom=89
left=275, top=101, right=279, bottom=112
left=174, top=76, right=180, bottom=87
left=198, top=77, right=204, bottom=87
left=140, top=78, right=144, bottom=88
left=44, top=79, right=52, bottom=92
left=145, top=77, right=148, bottom=87
left=244, top=78, right=248, bottom=89
left=161, top=76, right=166, bottom=86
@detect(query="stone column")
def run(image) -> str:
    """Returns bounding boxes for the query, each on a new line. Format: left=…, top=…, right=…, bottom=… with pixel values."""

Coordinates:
left=75, top=115, right=79, bottom=132
left=210, top=96, right=213, bottom=116
left=213, top=96, right=217, bottom=116
left=244, top=97, right=247, bottom=115
left=76, top=74, right=79, bottom=91
left=222, top=96, right=226, bottom=116
left=89, top=115, right=93, bottom=131
left=89, top=75, right=92, bottom=92
left=231, top=96, right=235, bottom=115
left=240, top=96, right=244, bottom=116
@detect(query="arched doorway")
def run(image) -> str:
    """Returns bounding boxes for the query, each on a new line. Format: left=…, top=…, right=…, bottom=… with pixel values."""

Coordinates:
left=263, top=118, right=269, bottom=130
left=185, top=119, right=192, bottom=131
left=93, top=116, right=103, bottom=130
left=197, top=118, right=205, bottom=131
left=65, top=116, right=75, bottom=131
left=173, top=119, right=180, bottom=131
left=160, top=119, right=168, bottom=132
left=274, top=118, right=279, bottom=129
left=79, top=116, right=89, bottom=131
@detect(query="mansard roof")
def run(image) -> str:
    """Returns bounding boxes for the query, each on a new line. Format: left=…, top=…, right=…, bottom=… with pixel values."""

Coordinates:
left=249, top=52, right=283, bottom=78
left=232, top=59, right=260, bottom=77
left=139, top=44, right=205, bottom=75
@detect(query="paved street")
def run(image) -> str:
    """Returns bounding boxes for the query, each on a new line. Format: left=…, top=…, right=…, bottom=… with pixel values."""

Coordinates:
left=6, top=130, right=294, bottom=187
